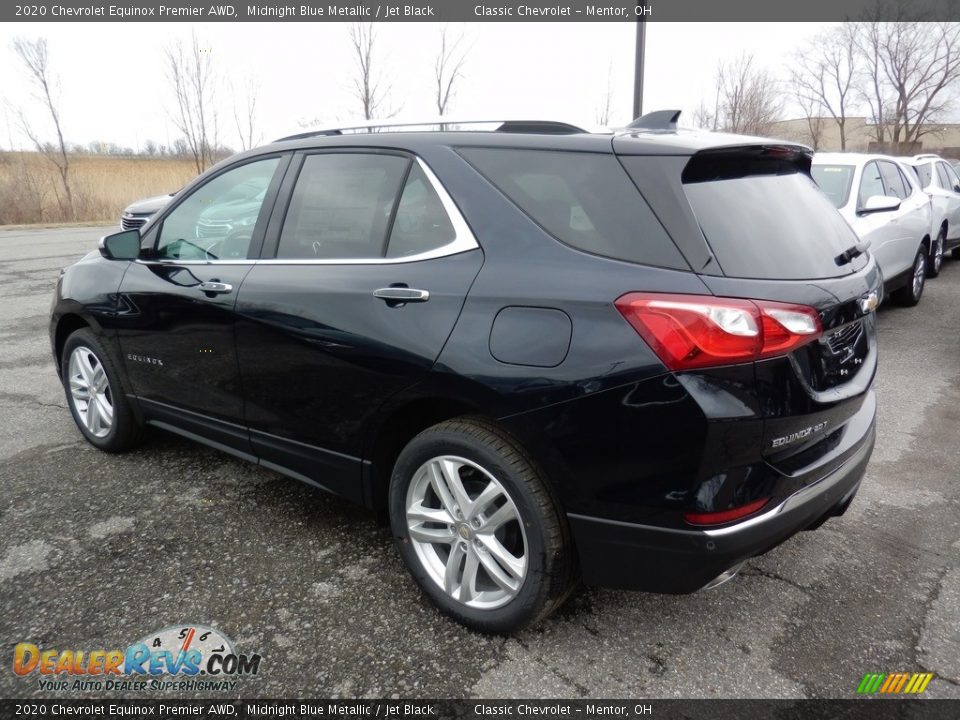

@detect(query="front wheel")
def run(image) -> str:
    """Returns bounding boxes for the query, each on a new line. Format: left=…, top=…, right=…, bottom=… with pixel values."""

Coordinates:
left=389, top=418, right=576, bottom=633
left=892, top=249, right=927, bottom=307
left=928, top=229, right=945, bottom=278
left=61, top=328, right=143, bottom=451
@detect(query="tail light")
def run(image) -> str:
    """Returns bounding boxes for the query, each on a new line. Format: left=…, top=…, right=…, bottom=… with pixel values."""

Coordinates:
left=683, top=498, right=770, bottom=526
left=615, top=292, right=822, bottom=371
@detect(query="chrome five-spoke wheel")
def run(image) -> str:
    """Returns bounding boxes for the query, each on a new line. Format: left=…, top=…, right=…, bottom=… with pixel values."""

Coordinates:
left=67, top=345, right=114, bottom=438
left=405, top=455, right=528, bottom=609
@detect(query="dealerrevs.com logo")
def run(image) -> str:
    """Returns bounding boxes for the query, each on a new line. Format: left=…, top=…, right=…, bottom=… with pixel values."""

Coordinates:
left=13, top=624, right=262, bottom=692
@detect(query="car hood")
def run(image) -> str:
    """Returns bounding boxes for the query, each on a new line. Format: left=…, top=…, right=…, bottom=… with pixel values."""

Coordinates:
left=123, top=194, right=173, bottom=215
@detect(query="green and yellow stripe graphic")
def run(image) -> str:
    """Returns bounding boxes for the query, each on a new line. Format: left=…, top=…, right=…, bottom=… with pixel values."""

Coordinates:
left=857, top=672, right=934, bottom=694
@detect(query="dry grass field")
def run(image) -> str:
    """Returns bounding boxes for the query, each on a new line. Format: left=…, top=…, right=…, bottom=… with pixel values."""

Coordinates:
left=0, top=152, right=199, bottom=226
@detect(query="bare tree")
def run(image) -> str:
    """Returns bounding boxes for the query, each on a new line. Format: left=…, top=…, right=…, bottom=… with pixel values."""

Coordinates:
left=596, top=64, right=614, bottom=126
left=12, top=37, right=73, bottom=219
left=714, top=53, right=783, bottom=135
left=232, top=78, right=261, bottom=151
left=855, top=20, right=960, bottom=147
left=349, top=23, right=396, bottom=120
left=435, top=25, right=468, bottom=116
left=791, top=24, right=858, bottom=150
left=164, top=32, right=218, bottom=173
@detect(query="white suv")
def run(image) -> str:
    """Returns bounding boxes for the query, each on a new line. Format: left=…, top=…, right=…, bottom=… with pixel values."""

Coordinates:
left=902, top=154, right=960, bottom=277
left=812, top=153, right=932, bottom=307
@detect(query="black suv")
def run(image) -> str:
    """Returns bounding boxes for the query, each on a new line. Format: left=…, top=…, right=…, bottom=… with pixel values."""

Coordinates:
left=50, top=114, right=880, bottom=633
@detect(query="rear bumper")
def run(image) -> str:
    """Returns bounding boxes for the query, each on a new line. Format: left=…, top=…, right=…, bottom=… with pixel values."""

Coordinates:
left=568, top=419, right=875, bottom=593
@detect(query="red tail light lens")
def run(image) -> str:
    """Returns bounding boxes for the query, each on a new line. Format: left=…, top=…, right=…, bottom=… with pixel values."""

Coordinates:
left=683, top=498, right=770, bottom=526
left=614, top=292, right=822, bottom=371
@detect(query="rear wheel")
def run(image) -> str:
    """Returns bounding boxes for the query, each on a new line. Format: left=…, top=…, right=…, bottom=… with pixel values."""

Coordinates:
left=389, top=418, right=576, bottom=633
left=928, top=229, right=945, bottom=278
left=952, top=246, right=960, bottom=260
left=892, top=249, right=927, bottom=307
left=61, top=328, right=143, bottom=452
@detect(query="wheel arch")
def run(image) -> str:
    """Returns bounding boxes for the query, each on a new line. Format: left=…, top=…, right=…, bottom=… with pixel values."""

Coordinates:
left=364, top=395, right=492, bottom=514
left=53, top=313, right=91, bottom=376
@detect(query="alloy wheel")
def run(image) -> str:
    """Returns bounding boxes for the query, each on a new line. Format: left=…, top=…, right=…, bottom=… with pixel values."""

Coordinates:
left=405, top=455, right=528, bottom=609
left=913, top=252, right=926, bottom=300
left=67, top=346, right=114, bottom=438
left=933, top=233, right=944, bottom=275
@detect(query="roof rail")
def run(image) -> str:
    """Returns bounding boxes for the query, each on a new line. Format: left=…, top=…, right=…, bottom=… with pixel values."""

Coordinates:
left=626, top=109, right=682, bottom=131
left=274, top=117, right=589, bottom=142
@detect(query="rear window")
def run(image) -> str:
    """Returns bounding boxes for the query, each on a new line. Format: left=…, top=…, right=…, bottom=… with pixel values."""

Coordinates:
left=682, top=154, right=865, bottom=280
left=457, top=147, right=688, bottom=270
left=811, top=164, right=855, bottom=208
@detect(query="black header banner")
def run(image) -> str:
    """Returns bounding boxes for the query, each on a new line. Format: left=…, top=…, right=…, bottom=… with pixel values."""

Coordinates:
left=1, top=699, right=959, bottom=719
left=5, top=0, right=960, bottom=22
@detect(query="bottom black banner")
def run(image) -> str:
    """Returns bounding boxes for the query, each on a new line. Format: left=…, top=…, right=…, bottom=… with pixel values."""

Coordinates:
left=0, top=699, right=957, bottom=720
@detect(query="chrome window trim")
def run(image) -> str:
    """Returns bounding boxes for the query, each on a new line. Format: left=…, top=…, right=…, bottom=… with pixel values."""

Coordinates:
left=136, top=157, right=479, bottom=267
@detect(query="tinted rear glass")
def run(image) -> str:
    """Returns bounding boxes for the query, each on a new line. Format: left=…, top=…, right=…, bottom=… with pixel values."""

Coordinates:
left=458, top=147, right=688, bottom=270
left=811, top=165, right=854, bottom=208
left=683, top=161, right=864, bottom=280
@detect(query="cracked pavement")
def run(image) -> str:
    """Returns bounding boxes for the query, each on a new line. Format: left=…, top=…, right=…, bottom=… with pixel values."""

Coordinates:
left=0, top=225, right=958, bottom=699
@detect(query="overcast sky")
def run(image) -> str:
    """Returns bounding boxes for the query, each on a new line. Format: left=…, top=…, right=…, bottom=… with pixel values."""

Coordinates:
left=0, top=22, right=837, bottom=151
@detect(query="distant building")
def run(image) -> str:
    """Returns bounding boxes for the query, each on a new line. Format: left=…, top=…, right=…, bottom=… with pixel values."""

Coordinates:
left=767, top=116, right=960, bottom=158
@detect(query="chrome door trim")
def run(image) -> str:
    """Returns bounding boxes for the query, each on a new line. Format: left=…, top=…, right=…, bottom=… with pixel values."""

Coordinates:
left=134, top=158, right=479, bottom=267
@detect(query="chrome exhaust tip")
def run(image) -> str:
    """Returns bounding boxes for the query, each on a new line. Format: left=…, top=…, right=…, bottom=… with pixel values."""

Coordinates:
left=702, top=562, right=744, bottom=590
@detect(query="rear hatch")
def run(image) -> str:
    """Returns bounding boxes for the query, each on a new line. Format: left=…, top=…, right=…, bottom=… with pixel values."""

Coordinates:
left=616, top=141, right=880, bottom=474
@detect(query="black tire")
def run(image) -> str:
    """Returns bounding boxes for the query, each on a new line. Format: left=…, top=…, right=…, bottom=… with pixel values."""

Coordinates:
left=928, top=228, right=945, bottom=278
left=952, top=246, right=960, bottom=260
left=389, top=418, right=576, bottom=633
left=892, top=248, right=927, bottom=307
left=61, top=328, right=144, bottom=452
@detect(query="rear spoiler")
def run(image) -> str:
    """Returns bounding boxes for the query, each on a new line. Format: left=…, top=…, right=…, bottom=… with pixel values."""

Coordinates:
left=681, top=145, right=813, bottom=184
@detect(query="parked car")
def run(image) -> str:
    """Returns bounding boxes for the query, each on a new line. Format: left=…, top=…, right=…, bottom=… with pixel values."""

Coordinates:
left=51, top=114, right=880, bottom=633
left=903, top=154, right=960, bottom=273
left=120, top=192, right=174, bottom=231
left=812, top=153, right=932, bottom=306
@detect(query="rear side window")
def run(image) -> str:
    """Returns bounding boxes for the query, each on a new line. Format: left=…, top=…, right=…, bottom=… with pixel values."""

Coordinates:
left=681, top=152, right=864, bottom=280
left=879, top=161, right=907, bottom=199
left=945, top=163, right=960, bottom=190
left=936, top=162, right=954, bottom=191
left=457, top=148, right=687, bottom=270
left=810, top=164, right=854, bottom=208
left=277, top=153, right=409, bottom=260
left=386, top=164, right=456, bottom=258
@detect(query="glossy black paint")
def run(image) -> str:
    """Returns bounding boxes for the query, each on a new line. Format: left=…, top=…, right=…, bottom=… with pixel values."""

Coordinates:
left=50, top=127, right=881, bottom=594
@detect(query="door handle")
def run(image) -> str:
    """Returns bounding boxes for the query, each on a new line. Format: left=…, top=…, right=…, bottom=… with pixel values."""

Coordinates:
left=198, top=281, right=233, bottom=294
left=373, top=287, right=430, bottom=303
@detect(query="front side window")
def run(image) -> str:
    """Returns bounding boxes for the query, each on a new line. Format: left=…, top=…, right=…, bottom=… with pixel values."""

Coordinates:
left=276, top=153, right=409, bottom=260
left=914, top=162, right=933, bottom=188
left=879, top=161, right=907, bottom=199
left=858, top=161, right=886, bottom=208
left=157, top=158, right=280, bottom=261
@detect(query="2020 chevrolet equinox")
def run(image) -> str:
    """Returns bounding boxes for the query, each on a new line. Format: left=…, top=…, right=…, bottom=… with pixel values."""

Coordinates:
left=50, top=113, right=879, bottom=632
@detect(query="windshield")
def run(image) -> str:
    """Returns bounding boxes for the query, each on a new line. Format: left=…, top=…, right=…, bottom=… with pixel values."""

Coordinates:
left=811, top=165, right=855, bottom=208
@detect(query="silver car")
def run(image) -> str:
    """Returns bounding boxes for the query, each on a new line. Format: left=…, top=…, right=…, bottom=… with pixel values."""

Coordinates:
left=902, top=154, right=960, bottom=276
left=812, top=153, right=932, bottom=307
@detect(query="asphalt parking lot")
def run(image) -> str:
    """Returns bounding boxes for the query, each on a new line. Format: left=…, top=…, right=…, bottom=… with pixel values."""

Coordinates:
left=1, top=224, right=958, bottom=700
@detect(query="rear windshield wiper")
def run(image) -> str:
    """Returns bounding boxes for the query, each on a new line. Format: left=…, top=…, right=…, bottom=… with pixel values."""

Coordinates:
left=835, top=240, right=870, bottom=266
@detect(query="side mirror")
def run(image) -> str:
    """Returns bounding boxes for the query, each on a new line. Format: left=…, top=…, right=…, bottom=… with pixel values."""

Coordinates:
left=859, top=195, right=901, bottom=215
left=98, top=230, right=141, bottom=260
